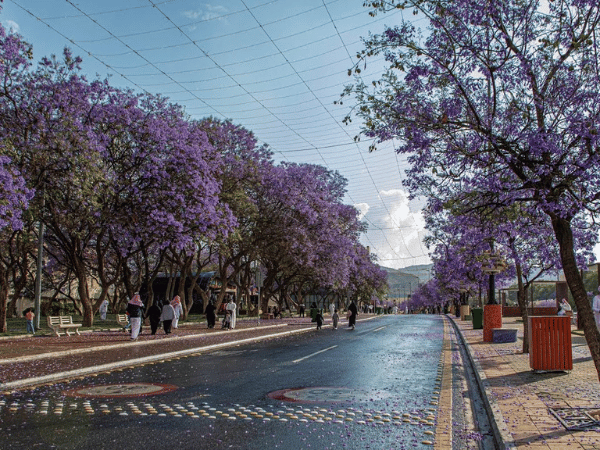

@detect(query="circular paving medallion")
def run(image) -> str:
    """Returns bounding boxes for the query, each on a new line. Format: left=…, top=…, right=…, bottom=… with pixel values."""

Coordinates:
left=268, top=387, right=389, bottom=404
left=64, top=383, right=178, bottom=398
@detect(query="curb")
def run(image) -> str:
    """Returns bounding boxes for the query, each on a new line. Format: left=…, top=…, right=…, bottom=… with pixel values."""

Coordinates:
left=448, top=316, right=517, bottom=450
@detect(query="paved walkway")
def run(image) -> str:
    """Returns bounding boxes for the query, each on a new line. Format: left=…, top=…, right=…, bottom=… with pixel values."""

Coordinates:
left=2, top=314, right=600, bottom=448
left=0, top=317, right=323, bottom=389
left=452, top=315, right=600, bottom=450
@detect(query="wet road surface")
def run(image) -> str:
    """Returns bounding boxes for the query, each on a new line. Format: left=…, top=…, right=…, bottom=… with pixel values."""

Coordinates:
left=0, top=315, right=492, bottom=449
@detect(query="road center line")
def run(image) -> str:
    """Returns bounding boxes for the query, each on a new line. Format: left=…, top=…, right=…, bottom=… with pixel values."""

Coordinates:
left=292, top=345, right=338, bottom=363
left=372, top=326, right=386, bottom=332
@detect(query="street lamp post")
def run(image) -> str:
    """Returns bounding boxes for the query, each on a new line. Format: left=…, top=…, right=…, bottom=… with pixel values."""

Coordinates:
left=253, top=263, right=263, bottom=325
left=481, top=251, right=507, bottom=305
left=480, top=250, right=507, bottom=342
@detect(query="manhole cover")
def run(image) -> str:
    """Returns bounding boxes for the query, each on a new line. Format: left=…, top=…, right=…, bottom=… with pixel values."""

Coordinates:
left=550, top=407, right=600, bottom=430
left=268, top=387, right=390, bottom=404
left=64, top=383, right=178, bottom=398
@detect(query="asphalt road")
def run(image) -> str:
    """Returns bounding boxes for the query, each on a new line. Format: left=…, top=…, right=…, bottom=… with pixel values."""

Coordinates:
left=1, top=315, right=450, bottom=450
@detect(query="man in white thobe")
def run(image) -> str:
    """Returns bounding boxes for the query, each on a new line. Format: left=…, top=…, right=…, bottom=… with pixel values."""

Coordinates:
left=99, top=299, right=109, bottom=320
left=226, top=298, right=237, bottom=329
left=593, top=288, right=600, bottom=330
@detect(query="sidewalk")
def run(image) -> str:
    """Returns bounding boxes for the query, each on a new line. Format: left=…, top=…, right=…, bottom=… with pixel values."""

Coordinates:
left=0, top=317, right=320, bottom=390
left=452, top=315, right=600, bottom=449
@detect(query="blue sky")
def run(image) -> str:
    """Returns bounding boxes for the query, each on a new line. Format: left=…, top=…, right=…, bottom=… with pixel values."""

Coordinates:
left=2, top=0, right=432, bottom=269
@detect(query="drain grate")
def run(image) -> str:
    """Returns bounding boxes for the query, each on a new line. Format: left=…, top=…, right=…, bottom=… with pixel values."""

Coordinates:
left=549, top=407, right=600, bottom=431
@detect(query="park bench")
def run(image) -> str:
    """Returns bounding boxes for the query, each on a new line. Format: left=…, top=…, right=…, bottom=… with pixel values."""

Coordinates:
left=47, top=315, right=82, bottom=337
left=261, top=313, right=274, bottom=320
left=116, top=314, right=130, bottom=330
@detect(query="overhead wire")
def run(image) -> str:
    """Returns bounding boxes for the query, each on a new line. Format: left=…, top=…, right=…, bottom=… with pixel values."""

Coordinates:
left=10, top=0, right=430, bottom=267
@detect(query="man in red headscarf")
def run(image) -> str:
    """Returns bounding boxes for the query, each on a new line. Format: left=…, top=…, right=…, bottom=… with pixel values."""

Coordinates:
left=127, top=293, right=144, bottom=340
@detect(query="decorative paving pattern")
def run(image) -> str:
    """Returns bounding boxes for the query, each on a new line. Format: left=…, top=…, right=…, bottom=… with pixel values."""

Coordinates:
left=550, top=407, right=600, bottom=431
left=63, top=383, right=178, bottom=398
left=267, top=386, right=390, bottom=403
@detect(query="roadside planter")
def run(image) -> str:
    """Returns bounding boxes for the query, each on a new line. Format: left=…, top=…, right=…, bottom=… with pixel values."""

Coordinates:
left=483, top=304, right=503, bottom=342
left=528, top=316, right=572, bottom=372
left=460, top=305, right=470, bottom=321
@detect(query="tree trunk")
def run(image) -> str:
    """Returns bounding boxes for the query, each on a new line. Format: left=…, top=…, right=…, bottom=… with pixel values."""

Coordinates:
left=0, top=266, right=8, bottom=333
left=515, top=263, right=530, bottom=353
left=552, top=215, right=600, bottom=381
left=7, top=271, right=26, bottom=318
left=73, top=258, right=93, bottom=327
left=517, top=282, right=529, bottom=353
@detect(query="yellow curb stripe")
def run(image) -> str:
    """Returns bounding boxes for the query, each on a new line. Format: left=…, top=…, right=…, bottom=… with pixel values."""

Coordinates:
left=435, top=317, right=452, bottom=449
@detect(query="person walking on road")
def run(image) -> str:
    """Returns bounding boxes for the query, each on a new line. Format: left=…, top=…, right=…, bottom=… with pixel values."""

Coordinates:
left=315, top=311, right=324, bottom=330
left=99, top=299, right=109, bottom=320
left=226, top=297, right=237, bottom=329
left=348, top=301, right=358, bottom=330
left=171, top=295, right=183, bottom=329
left=205, top=301, right=216, bottom=328
left=160, top=301, right=176, bottom=335
left=299, top=304, right=305, bottom=318
left=146, top=302, right=162, bottom=335
left=332, top=308, right=339, bottom=329
left=127, top=293, right=144, bottom=340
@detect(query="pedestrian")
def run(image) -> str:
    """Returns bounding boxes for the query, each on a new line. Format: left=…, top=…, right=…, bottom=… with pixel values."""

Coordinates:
left=332, top=308, right=339, bottom=330
left=24, top=308, right=35, bottom=335
left=126, top=293, right=144, bottom=340
left=593, top=288, right=600, bottom=329
left=171, top=295, right=183, bottom=329
left=558, top=298, right=572, bottom=316
left=315, top=311, right=324, bottom=330
left=222, top=310, right=232, bottom=329
left=99, top=299, right=109, bottom=320
left=205, top=300, right=216, bottom=328
left=348, top=300, right=358, bottom=330
left=226, top=297, right=237, bottom=329
left=299, top=304, right=305, bottom=318
left=146, top=301, right=162, bottom=335
left=160, top=301, right=176, bottom=335
left=272, top=306, right=278, bottom=319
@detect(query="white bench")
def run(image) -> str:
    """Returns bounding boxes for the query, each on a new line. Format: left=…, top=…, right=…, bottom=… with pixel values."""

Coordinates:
left=47, top=316, right=82, bottom=337
left=116, top=314, right=130, bottom=330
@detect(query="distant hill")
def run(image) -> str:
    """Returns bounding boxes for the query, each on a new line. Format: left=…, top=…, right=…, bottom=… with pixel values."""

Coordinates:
left=380, top=264, right=432, bottom=297
left=396, top=264, right=433, bottom=283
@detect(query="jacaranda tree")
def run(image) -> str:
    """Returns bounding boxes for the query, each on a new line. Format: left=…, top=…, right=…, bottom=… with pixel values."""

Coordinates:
left=345, top=0, right=600, bottom=379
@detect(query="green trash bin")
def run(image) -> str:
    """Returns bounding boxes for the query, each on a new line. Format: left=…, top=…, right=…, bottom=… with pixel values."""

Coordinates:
left=472, top=308, right=483, bottom=329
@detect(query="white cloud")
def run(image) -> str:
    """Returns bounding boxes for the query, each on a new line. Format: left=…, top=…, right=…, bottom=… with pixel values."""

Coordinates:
left=354, top=202, right=370, bottom=220
left=183, top=4, right=228, bottom=21
left=365, top=188, right=430, bottom=269
left=3, top=20, right=20, bottom=34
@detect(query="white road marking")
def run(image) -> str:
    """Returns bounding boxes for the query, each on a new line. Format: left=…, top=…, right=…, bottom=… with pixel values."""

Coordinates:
left=292, top=345, right=338, bottom=363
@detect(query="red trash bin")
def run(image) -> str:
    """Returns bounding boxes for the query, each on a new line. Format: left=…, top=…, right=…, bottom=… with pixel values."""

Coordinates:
left=528, top=316, right=572, bottom=371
